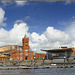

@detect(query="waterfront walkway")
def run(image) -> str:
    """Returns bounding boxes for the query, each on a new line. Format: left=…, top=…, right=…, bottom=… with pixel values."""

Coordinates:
left=0, top=60, right=75, bottom=69
left=0, top=65, right=75, bottom=70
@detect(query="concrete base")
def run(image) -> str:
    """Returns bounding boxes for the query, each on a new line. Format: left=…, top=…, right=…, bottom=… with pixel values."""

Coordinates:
left=53, top=59, right=67, bottom=63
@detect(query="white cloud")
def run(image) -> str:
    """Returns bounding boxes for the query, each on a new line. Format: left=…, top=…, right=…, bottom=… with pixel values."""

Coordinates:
left=15, top=20, right=24, bottom=24
left=66, top=21, right=75, bottom=37
left=0, top=22, right=29, bottom=46
left=44, top=27, right=72, bottom=43
left=72, top=16, right=75, bottom=19
left=0, top=8, right=6, bottom=26
left=0, top=21, right=73, bottom=53
left=25, top=16, right=30, bottom=20
left=64, top=1, right=75, bottom=5
left=1, top=1, right=13, bottom=6
left=29, top=26, right=73, bottom=52
left=1, top=1, right=28, bottom=6
left=0, top=9, right=74, bottom=53
left=0, top=7, right=74, bottom=53
left=15, top=1, right=27, bottom=6
left=64, top=1, right=71, bottom=5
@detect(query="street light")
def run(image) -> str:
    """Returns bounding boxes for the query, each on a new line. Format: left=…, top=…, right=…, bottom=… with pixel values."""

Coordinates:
left=43, top=57, right=44, bottom=66
left=64, top=56, right=66, bottom=66
left=34, top=56, right=36, bottom=67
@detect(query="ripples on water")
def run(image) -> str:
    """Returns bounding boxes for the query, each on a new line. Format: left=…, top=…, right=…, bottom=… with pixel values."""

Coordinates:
left=0, top=68, right=75, bottom=75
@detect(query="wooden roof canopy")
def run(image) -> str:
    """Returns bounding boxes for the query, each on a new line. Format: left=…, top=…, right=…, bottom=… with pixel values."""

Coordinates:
left=41, top=48, right=73, bottom=53
left=0, top=55, right=8, bottom=58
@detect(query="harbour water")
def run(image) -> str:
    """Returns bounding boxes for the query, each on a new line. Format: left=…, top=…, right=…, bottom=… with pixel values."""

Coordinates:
left=0, top=68, right=75, bottom=75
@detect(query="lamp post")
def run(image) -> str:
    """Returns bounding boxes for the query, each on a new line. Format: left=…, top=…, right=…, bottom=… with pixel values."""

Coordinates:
left=34, top=56, right=36, bottom=67
left=31, top=59, right=32, bottom=66
left=43, top=57, right=44, bottom=66
left=64, top=56, right=66, bottom=66
left=30, top=53, right=32, bottom=66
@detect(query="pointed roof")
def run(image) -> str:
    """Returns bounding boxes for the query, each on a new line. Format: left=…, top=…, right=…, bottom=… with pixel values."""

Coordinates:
left=24, top=34, right=27, bottom=38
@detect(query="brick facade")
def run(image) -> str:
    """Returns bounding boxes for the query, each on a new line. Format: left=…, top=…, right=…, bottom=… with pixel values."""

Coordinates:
left=35, top=53, right=46, bottom=59
left=10, top=36, right=34, bottom=60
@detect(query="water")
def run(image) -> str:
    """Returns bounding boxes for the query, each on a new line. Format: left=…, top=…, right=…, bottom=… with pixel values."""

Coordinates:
left=0, top=68, right=75, bottom=75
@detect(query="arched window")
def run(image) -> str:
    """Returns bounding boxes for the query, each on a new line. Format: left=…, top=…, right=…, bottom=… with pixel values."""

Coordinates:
left=17, top=46, right=20, bottom=50
left=12, top=46, right=15, bottom=49
left=20, top=48, right=22, bottom=51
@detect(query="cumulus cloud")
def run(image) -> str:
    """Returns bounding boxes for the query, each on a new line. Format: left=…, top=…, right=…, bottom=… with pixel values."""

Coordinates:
left=0, top=22, right=29, bottom=46
left=29, top=26, right=73, bottom=53
left=0, top=7, right=74, bottom=53
left=15, top=1, right=27, bottom=6
left=0, top=21, right=73, bottom=53
left=66, top=21, right=75, bottom=38
left=44, top=27, right=72, bottom=43
left=0, top=7, right=74, bottom=52
left=64, top=1, right=71, bottom=5
left=65, top=21, right=75, bottom=47
left=0, top=8, right=6, bottom=26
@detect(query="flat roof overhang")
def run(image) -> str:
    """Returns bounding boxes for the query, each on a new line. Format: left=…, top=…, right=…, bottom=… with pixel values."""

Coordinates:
left=41, top=48, right=73, bottom=53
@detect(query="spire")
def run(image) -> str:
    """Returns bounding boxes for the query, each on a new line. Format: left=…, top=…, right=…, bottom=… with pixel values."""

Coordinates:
left=24, top=34, right=27, bottom=38
left=24, top=31, right=27, bottom=38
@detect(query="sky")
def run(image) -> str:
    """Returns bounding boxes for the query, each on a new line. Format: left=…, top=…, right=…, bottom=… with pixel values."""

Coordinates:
left=0, top=1, right=75, bottom=53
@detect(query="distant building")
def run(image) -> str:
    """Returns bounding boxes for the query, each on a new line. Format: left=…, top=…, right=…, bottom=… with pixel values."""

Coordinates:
left=0, top=55, right=8, bottom=60
left=35, top=53, right=46, bottom=59
left=42, top=47, right=75, bottom=62
left=0, top=35, right=46, bottom=61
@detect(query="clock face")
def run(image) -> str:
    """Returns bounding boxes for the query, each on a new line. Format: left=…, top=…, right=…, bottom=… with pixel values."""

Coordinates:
left=25, top=42, right=27, bottom=44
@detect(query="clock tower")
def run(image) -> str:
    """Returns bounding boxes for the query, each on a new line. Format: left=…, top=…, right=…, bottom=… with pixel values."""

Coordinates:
left=22, top=35, right=29, bottom=60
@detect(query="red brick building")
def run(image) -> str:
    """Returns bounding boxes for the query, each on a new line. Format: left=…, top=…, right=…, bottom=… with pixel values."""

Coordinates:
left=10, top=35, right=34, bottom=60
left=10, top=35, right=46, bottom=61
left=35, top=53, right=46, bottom=59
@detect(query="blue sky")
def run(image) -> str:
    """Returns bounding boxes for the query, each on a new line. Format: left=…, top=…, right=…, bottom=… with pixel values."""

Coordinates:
left=0, top=1, right=75, bottom=52
left=0, top=1, right=75, bottom=33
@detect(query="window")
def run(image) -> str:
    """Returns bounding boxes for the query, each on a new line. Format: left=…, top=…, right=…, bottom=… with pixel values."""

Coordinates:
left=20, top=48, right=22, bottom=51
left=25, top=42, right=27, bottom=44
left=17, top=53, right=19, bottom=55
left=17, top=57, right=19, bottom=59
left=25, top=53, right=28, bottom=55
left=14, top=50, right=17, bottom=52
left=25, top=50, right=28, bottom=51
left=12, top=46, right=15, bottom=49
left=20, top=57, right=22, bottom=60
left=20, top=53, right=22, bottom=55
left=17, top=46, right=20, bottom=50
